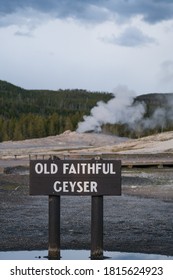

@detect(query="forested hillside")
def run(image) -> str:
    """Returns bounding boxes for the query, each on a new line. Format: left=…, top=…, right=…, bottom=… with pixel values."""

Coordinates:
left=0, top=80, right=112, bottom=141
left=1, top=80, right=173, bottom=142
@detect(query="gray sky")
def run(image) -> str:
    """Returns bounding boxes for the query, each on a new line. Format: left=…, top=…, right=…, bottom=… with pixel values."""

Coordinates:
left=1, top=0, right=173, bottom=94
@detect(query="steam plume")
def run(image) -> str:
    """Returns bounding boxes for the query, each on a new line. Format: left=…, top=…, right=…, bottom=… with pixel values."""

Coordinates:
left=77, top=86, right=146, bottom=133
left=77, top=86, right=173, bottom=135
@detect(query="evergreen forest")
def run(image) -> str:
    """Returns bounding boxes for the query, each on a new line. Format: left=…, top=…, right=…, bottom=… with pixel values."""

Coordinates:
left=0, top=80, right=173, bottom=142
left=0, top=80, right=112, bottom=142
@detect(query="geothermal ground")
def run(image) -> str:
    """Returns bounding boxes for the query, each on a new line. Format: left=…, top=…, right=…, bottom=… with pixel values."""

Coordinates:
left=1, top=130, right=173, bottom=158
left=0, top=130, right=173, bottom=257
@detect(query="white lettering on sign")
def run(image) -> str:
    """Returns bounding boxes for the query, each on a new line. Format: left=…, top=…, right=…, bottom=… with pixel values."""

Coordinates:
left=53, top=181, right=98, bottom=193
left=34, top=162, right=116, bottom=175
left=63, top=163, right=116, bottom=175
left=35, top=163, right=58, bottom=174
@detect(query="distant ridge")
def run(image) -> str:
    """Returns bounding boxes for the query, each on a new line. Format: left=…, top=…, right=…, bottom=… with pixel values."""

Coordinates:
left=136, top=92, right=173, bottom=105
left=1, top=79, right=172, bottom=98
left=0, top=80, right=24, bottom=92
left=0, top=80, right=112, bottom=142
left=1, top=79, right=173, bottom=141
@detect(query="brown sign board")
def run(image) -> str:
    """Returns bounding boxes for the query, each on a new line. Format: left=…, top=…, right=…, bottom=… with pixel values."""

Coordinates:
left=29, top=159, right=121, bottom=196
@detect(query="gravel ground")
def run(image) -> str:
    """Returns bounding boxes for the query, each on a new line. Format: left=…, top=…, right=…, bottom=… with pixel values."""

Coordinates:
left=0, top=166, right=173, bottom=257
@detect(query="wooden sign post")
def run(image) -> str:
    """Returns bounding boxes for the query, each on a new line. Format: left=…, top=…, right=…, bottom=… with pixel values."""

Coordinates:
left=48, top=195, right=60, bottom=259
left=91, top=196, right=103, bottom=259
left=30, top=158, right=121, bottom=259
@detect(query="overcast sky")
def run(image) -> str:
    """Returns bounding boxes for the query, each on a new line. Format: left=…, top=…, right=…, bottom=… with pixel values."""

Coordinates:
left=1, top=0, right=173, bottom=94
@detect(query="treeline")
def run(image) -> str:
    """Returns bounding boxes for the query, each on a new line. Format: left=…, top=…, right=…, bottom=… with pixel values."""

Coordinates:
left=0, top=80, right=112, bottom=141
left=1, top=80, right=173, bottom=141
left=0, top=112, right=81, bottom=141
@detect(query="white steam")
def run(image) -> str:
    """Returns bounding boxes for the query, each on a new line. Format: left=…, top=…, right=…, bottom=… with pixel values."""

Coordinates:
left=76, top=86, right=172, bottom=134
left=141, top=108, right=166, bottom=130
left=77, top=86, right=146, bottom=133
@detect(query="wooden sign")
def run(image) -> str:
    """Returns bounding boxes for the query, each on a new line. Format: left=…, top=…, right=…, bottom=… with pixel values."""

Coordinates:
left=30, top=159, right=121, bottom=196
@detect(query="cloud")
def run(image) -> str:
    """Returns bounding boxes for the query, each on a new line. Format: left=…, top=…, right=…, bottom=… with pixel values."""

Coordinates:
left=14, top=30, right=33, bottom=37
left=112, top=0, right=173, bottom=24
left=0, top=6, right=50, bottom=30
left=159, top=60, right=173, bottom=84
left=1, top=0, right=173, bottom=27
left=101, top=26, right=156, bottom=47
